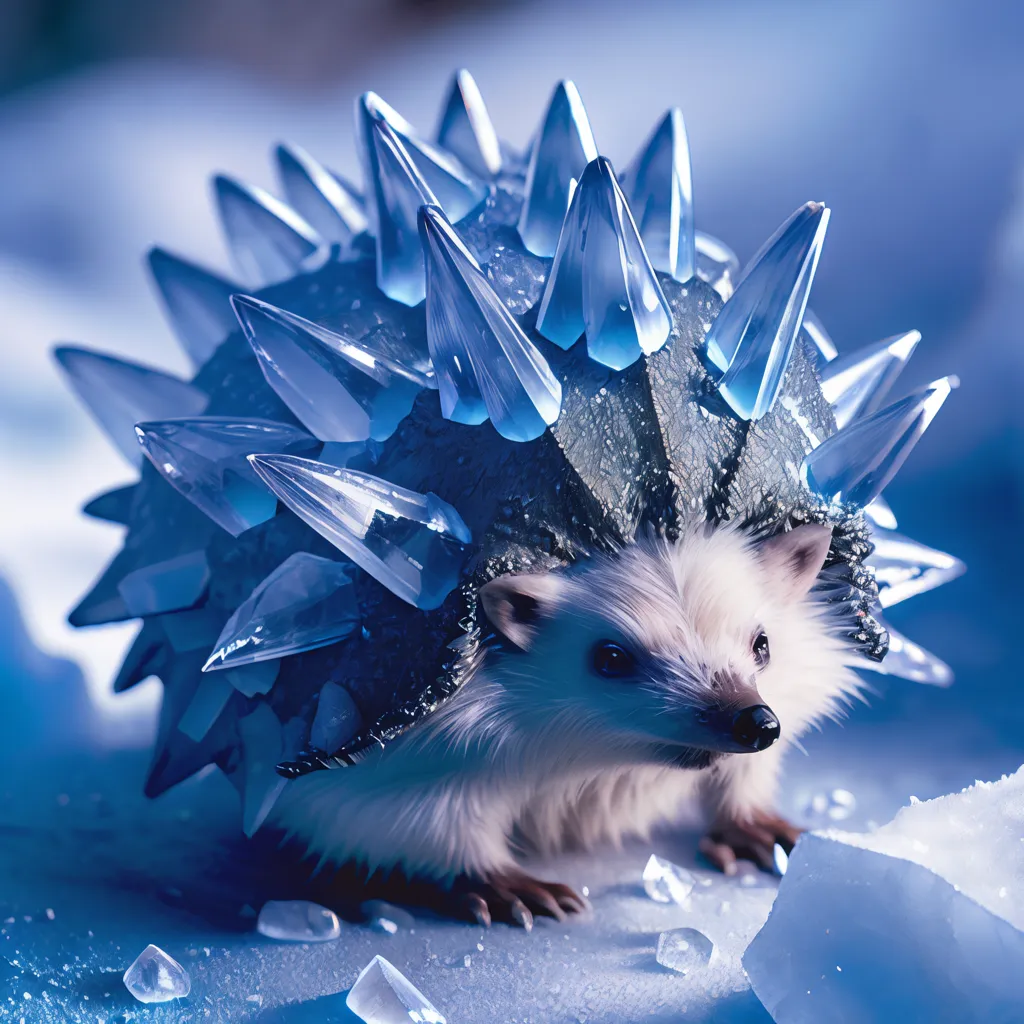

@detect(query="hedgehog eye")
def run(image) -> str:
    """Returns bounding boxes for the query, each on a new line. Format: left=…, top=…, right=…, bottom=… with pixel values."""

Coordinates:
left=752, top=630, right=770, bottom=668
left=591, top=640, right=637, bottom=679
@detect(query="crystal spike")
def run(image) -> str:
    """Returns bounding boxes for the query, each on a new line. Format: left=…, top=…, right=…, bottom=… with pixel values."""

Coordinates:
left=624, top=109, right=695, bottom=283
left=436, top=69, right=502, bottom=178
left=116, top=551, right=210, bottom=617
left=238, top=703, right=288, bottom=835
left=248, top=455, right=471, bottom=610
left=147, top=248, right=240, bottom=368
left=54, top=346, right=207, bottom=466
left=83, top=484, right=135, bottom=525
left=705, top=202, right=830, bottom=420
left=801, top=308, right=838, bottom=364
left=420, top=204, right=561, bottom=440
left=517, top=81, right=598, bottom=257
left=867, top=527, right=965, bottom=607
left=802, top=376, right=956, bottom=508
left=863, top=624, right=954, bottom=687
left=694, top=231, right=740, bottom=301
left=536, top=157, right=672, bottom=370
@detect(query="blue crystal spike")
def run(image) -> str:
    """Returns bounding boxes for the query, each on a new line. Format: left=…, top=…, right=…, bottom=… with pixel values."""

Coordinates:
left=116, top=551, right=210, bottom=617
left=54, top=346, right=208, bottom=465
left=83, top=484, right=135, bottom=525
left=232, top=295, right=431, bottom=442
left=203, top=552, right=359, bottom=671
left=694, top=231, right=740, bottom=301
left=275, top=143, right=368, bottom=247
left=868, top=624, right=953, bottom=687
left=357, top=92, right=487, bottom=231
left=801, top=376, right=957, bottom=508
left=238, top=703, right=289, bottom=835
left=537, top=158, right=672, bottom=370
left=419, top=204, right=562, bottom=440
left=135, top=417, right=318, bottom=537
left=705, top=202, right=830, bottom=420
left=517, top=81, right=599, bottom=257
left=867, top=527, right=965, bottom=608
left=147, top=248, right=240, bottom=369
left=436, top=69, right=503, bottom=178
left=178, top=675, right=235, bottom=743
left=624, top=109, right=695, bottom=283
left=864, top=496, right=898, bottom=530
left=820, top=330, right=921, bottom=429
left=248, top=454, right=472, bottom=610
left=800, top=308, right=838, bottom=364
left=213, top=175, right=323, bottom=286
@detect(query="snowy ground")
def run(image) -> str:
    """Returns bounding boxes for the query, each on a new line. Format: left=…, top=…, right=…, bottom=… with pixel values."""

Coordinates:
left=1, top=0, right=1023, bottom=1020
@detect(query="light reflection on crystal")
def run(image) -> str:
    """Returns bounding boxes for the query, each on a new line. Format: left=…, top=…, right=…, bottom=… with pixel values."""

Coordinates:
left=117, top=551, right=210, bottom=617
left=536, top=157, right=672, bottom=370
left=864, top=496, right=898, bottom=530
left=136, top=417, right=317, bottom=537
left=233, top=295, right=429, bottom=442
left=625, top=109, right=695, bottom=283
left=802, top=377, right=957, bottom=508
left=655, top=928, right=715, bottom=974
left=346, top=955, right=446, bottom=1024
left=642, top=854, right=695, bottom=904
left=147, top=247, right=240, bottom=368
left=213, top=175, right=322, bottom=286
left=518, top=81, right=598, bottom=257
left=54, top=346, right=208, bottom=466
left=276, top=143, right=368, bottom=247
left=801, top=308, right=838, bottom=364
left=706, top=202, right=830, bottom=421
left=420, top=204, right=561, bottom=440
left=821, top=330, right=920, bottom=429
left=248, top=455, right=471, bottom=610
left=861, top=625, right=954, bottom=687
left=867, top=527, right=965, bottom=607
left=695, top=231, right=740, bottom=301
left=436, top=69, right=502, bottom=178
left=123, top=945, right=191, bottom=1004
left=204, top=552, right=358, bottom=671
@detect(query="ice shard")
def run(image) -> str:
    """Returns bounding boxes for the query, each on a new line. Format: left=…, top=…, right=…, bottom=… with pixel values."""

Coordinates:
left=213, top=174, right=322, bottom=286
left=248, top=454, right=471, bottom=610
left=820, top=330, right=921, bottom=429
left=147, top=247, right=240, bottom=368
left=656, top=928, right=716, bottom=974
left=536, top=157, right=672, bottom=370
left=801, top=376, right=957, bottom=508
left=867, top=528, right=965, bottom=607
left=310, top=681, right=363, bottom=752
left=238, top=703, right=288, bottom=836
left=203, top=552, right=359, bottom=671
left=694, top=231, right=741, bottom=301
left=346, top=955, right=446, bottom=1024
left=864, top=496, right=898, bottom=530
left=123, top=944, right=191, bottom=1004
left=256, top=901, right=342, bottom=942
left=275, top=143, right=368, bottom=247
left=705, top=202, right=830, bottom=421
left=82, top=484, right=136, bottom=525
left=177, top=673, right=234, bottom=743
left=113, top=619, right=167, bottom=692
left=420, top=204, right=562, bottom=440
left=136, top=417, right=317, bottom=536
left=223, top=660, right=280, bottom=698
left=54, top=346, right=208, bottom=466
left=232, top=295, right=430, bottom=442
left=624, top=109, right=695, bottom=283
left=436, top=69, right=502, bottom=178
left=642, top=854, right=696, bottom=904
left=800, top=308, right=838, bottom=364
left=865, top=624, right=954, bottom=686
left=518, top=81, right=599, bottom=257
left=116, top=551, right=210, bottom=617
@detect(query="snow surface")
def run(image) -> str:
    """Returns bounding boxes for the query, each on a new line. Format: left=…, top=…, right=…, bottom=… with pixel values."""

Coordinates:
left=744, top=770, right=1024, bottom=1023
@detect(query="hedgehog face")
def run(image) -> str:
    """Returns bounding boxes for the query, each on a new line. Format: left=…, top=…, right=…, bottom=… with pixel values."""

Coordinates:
left=478, top=523, right=833, bottom=765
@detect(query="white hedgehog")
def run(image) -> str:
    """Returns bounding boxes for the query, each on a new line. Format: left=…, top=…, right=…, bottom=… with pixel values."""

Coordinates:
left=56, top=72, right=963, bottom=927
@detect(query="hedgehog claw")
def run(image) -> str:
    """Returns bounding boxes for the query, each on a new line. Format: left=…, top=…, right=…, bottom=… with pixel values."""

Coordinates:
left=702, top=810, right=802, bottom=874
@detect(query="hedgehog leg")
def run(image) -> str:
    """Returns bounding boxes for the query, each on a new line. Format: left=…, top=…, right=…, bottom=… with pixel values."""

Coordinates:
left=452, top=871, right=589, bottom=928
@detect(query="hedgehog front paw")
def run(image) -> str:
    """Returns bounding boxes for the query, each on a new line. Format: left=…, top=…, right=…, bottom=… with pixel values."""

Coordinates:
left=699, top=810, right=802, bottom=875
left=456, top=872, right=589, bottom=930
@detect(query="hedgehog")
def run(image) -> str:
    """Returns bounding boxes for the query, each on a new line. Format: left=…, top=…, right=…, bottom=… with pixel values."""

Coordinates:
left=57, top=72, right=964, bottom=927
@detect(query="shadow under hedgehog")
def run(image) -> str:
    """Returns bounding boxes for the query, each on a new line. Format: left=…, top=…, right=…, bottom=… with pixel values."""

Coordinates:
left=58, top=71, right=963, bottom=926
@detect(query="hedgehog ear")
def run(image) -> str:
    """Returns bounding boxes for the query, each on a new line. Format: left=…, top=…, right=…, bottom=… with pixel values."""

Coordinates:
left=757, top=524, right=833, bottom=603
left=478, top=572, right=564, bottom=651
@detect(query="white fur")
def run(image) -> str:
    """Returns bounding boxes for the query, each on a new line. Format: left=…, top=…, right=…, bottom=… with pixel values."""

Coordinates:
left=271, top=523, right=863, bottom=883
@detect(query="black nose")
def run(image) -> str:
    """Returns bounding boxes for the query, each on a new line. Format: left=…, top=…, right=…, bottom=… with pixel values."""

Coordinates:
left=731, top=705, right=780, bottom=751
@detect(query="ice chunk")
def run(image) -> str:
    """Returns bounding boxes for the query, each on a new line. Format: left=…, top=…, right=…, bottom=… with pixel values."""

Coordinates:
left=655, top=927, right=715, bottom=974
left=123, top=944, right=191, bottom=1004
left=256, top=900, right=341, bottom=942
left=642, top=854, right=695, bottom=904
left=362, top=900, right=416, bottom=934
left=745, top=768, right=1024, bottom=1022
left=346, top=955, right=446, bottom=1024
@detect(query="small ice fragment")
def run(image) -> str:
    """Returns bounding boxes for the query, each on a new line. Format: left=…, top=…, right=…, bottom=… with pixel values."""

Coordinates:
left=361, top=900, right=415, bottom=933
left=656, top=928, right=716, bottom=974
left=643, top=854, right=696, bottom=904
left=123, top=944, right=191, bottom=1004
left=773, top=844, right=789, bottom=876
left=256, top=900, right=341, bottom=942
left=346, top=955, right=446, bottom=1023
